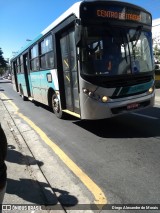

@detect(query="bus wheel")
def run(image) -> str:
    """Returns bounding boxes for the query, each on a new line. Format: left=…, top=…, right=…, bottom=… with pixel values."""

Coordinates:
left=52, top=93, right=64, bottom=118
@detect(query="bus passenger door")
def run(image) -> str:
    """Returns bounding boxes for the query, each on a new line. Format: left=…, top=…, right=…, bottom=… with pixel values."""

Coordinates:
left=23, top=53, right=31, bottom=97
left=60, top=30, right=80, bottom=113
left=12, top=61, right=19, bottom=92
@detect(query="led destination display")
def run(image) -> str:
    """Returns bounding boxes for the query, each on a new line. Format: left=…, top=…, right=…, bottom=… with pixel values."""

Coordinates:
left=81, top=3, right=152, bottom=25
left=97, top=9, right=141, bottom=22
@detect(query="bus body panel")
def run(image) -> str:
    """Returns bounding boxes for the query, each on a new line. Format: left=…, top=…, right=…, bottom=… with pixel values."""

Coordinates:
left=30, top=72, right=42, bottom=102
left=17, top=74, right=28, bottom=97
left=29, top=69, right=59, bottom=105
left=27, top=73, right=33, bottom=97
left=79, top=77, right=155, bottom=119
left=80, top=92, right=155, bottom=120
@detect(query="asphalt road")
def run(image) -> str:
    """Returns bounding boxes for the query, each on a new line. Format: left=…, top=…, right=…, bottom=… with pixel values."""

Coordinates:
left=1, top=80, right=160, bottom=209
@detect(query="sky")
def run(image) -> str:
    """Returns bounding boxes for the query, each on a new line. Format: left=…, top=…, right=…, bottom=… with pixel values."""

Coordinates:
left=0, top=0, right=160, bottom=60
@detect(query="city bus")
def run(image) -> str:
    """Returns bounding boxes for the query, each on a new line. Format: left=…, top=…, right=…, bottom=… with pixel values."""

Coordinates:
left=11, top=0, right=155, bottom=119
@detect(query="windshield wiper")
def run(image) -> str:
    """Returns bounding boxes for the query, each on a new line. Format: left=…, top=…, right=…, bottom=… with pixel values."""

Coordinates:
left=128, top=26, right=143, bottom=60
left=130, top=26, right=143, bottom=49
left=120, top=30, right=128, bottom=63
left=134, top=26, right=143, bottom=48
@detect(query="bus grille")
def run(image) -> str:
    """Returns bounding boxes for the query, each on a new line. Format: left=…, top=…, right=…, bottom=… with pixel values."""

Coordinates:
left=102, top=75, right=153, bottom=88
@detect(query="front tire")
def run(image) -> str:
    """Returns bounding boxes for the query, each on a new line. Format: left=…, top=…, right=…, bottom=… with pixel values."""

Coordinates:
left=52, top=93, right=64, bottom=119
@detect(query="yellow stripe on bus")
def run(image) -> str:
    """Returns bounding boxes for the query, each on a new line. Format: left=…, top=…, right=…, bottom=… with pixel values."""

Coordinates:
left=62, top=109, right=80, bottom=118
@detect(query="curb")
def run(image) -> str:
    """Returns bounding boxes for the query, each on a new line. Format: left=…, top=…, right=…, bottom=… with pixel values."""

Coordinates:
left=0, top=97, right=65, bottom=212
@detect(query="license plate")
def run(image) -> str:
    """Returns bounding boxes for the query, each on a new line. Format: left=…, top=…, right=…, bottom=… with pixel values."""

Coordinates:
left=127, top=103, right=139, bottom=110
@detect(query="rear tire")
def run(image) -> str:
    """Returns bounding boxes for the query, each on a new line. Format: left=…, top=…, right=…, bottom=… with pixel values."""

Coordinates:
left=52, top=93, right=64, bottom=119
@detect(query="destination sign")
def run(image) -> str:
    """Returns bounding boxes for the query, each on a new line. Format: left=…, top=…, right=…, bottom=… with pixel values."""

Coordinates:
left=96, top=10, right=141, bottom=22
left=80, top=3, right=152, bottom=25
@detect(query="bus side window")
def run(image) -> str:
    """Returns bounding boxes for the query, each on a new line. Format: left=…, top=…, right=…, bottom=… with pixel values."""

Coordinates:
left=40, top=35, right=54, bottom=70
left=17, top=58, right=21, bottom=73
left=30, top=44, right=39, bottom=71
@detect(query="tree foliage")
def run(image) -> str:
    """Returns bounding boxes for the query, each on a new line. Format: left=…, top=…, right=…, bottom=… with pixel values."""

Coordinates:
left=0, top=48, right=8, bottom=69
left=154, top=45, right=160, bottom=62
left=0, top=48, right=8, bottom=76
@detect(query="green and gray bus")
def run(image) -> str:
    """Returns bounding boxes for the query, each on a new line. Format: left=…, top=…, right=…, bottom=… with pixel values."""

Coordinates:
left=11, top=0, right=155, bottom=119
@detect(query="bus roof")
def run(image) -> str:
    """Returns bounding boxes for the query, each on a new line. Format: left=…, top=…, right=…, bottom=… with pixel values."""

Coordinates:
left=11, top=1, right=82, bottom=60
left=11, top=0, right=151, bottom=60
left=41, top=1, right=81, bottom=35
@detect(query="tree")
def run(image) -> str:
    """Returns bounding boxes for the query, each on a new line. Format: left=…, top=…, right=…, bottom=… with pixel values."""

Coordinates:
left=154, top=45, right=160, bottom=62
left=0, top=48, right=8, bottom=76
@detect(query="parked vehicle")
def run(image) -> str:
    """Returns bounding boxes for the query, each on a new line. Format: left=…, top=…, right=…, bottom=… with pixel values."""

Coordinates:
left=155, top=58, right=160, bottom=87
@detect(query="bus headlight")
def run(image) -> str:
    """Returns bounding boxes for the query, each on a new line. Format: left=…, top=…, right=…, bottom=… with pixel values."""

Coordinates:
left=88, top=91, right=94, bottom=97
left=102, top=96, right=108, bottom=103
left=148, top=87, right=154, bottom=94
left=83, top=88, right=109, bottom=102
left=83, top=88, right=89, bottom=94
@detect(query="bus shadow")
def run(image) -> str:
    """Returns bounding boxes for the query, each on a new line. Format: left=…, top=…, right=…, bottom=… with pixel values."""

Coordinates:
left=33, top=101, right=52, bottom=112
left=74, top=107, right=160, bottom=138
left=33, top=101, right=79, bottom=121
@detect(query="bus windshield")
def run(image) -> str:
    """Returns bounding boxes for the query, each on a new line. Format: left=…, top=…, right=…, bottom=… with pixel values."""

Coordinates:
left=81, top=26, right=153, bottom=76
